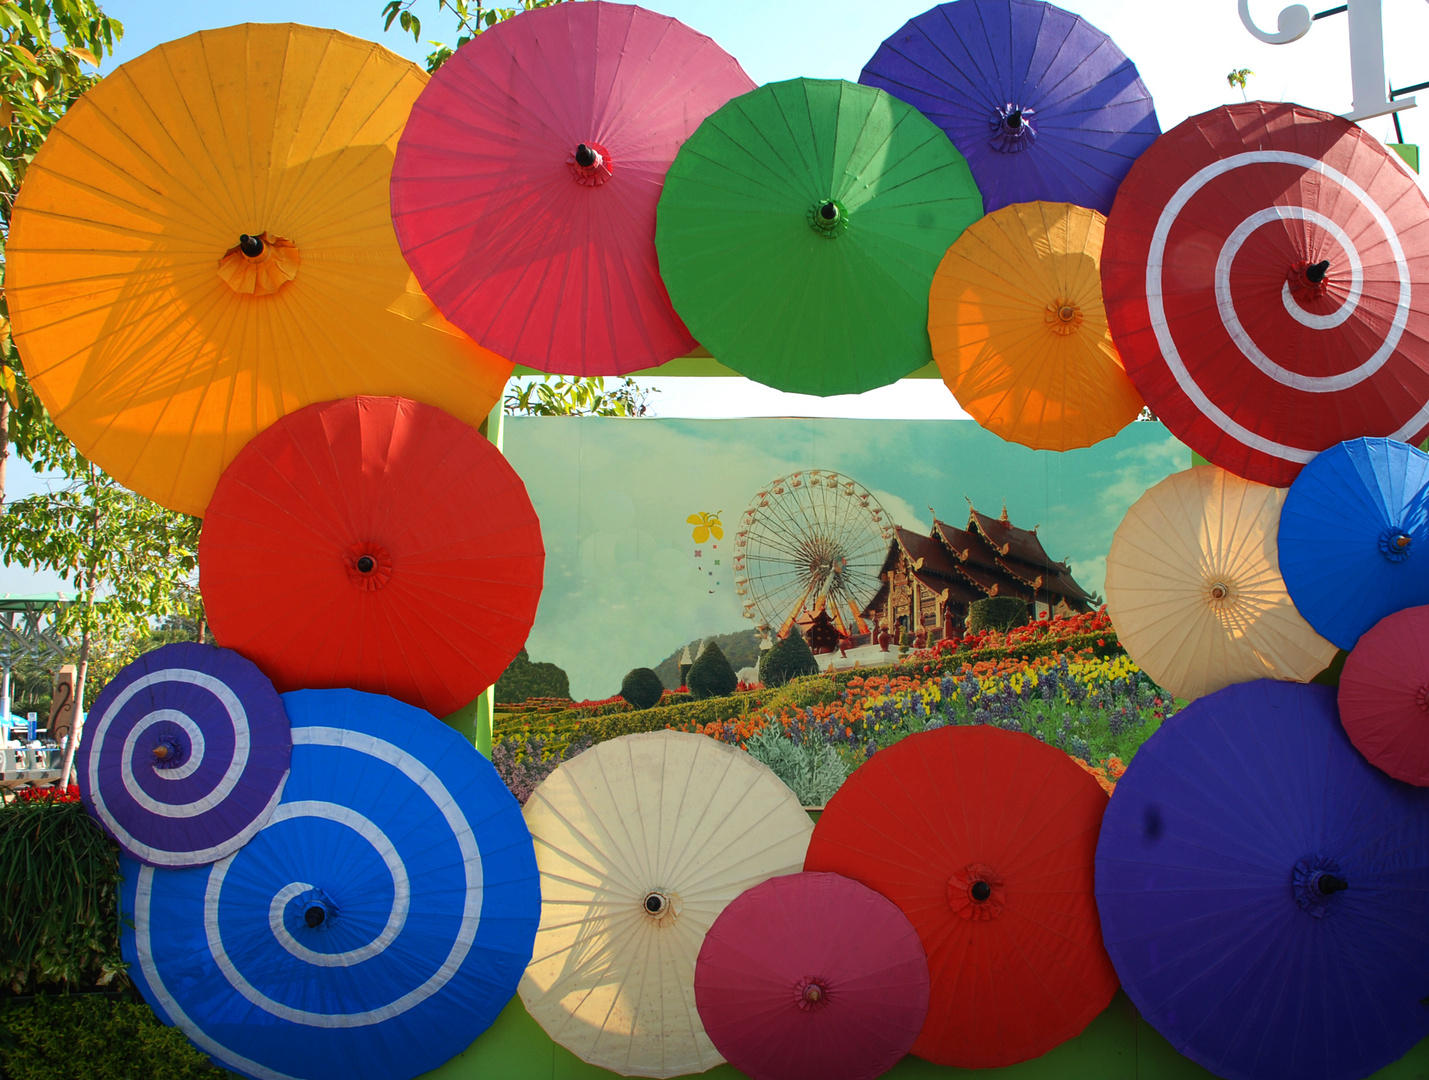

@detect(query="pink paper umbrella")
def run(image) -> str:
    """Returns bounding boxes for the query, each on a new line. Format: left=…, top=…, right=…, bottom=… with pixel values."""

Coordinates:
left=694, top=871, right=930, bottom=1080
left=1339, top=605, right=1429, bottom=785
left=390, top=1, right=754, bottom=375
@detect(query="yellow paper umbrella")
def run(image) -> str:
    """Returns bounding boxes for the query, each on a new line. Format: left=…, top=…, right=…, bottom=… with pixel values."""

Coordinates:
left=1105, top=465, right=1337, bottom=701
left=928, top=201, right=1143, bottom=451
left=5, top=24, right=511, bottom=517
left=520, top=730, right=813, bottom=1079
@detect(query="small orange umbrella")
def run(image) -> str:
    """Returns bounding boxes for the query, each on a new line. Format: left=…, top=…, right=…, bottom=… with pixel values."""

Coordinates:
left=5, top=24, right=511, bottom=517
left=929, top=201, right=1143, bottom=450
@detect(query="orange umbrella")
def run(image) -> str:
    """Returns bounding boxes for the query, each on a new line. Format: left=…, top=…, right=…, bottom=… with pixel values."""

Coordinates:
left=5, top=24, right=511, bottom=517
left=929, top=201, right=1143, bottom=450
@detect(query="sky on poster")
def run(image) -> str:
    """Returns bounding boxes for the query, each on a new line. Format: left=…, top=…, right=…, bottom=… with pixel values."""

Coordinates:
left=504, top=416, right=1187, bottom=700
left=2, top=0, right=1425, bottom=592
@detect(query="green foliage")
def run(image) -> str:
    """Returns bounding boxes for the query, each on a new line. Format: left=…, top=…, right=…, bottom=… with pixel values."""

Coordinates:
left=967, top=596, right=1029, bottom=634
left=503, top=374, right=655, bottom=417
left=494, top=648, right=571, bottom=706
left=743, top=725, right=848, bottom=807
left=381, top=0, right=580, bottom=73
left=0, top=995, right=227, bottom=1079
left=757, top=627, right=817, bottom=688
left=619, top=667, right=664, bottom=711
left=0, top=800, right=125, bottom=995
left=686, top=640, right=737, bottom=700
left=654, top=630, right=760, bottom=689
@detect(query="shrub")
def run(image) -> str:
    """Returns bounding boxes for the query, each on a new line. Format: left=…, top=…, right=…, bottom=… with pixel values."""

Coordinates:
left=967, top=596, right=1030, bottom=633
left=1, top=801, right=126, bottom=995
left=490, top=735, right=593, bottom=805
left=686, top=641, right=738, bottom=700
left=495, top=649, right=571, bottom=706
left=758, top=628, right=817, bottom=688
left=743, top=726, right=849, bottom=806
left=0, top=995, right=229, bottom=1079
left=619, top=668, right=665, bottom=711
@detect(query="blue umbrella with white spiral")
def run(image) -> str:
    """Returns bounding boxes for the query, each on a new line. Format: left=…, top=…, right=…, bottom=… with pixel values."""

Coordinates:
left=121, top=688, right=539, bottom=1080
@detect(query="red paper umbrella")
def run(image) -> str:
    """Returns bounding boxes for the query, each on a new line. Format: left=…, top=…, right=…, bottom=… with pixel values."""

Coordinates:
left=1339, top=605, right=1429, bottom=785
left=390, top=1, right=755, bottom=375
left=804, top=725, right=1117, bottom=1069
left=200, top=397, right=543, bottom=718
left=1102, top=101, right=1429, bottom=486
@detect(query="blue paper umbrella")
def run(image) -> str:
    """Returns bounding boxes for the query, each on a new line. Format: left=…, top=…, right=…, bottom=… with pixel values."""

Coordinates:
left=1279, top=437, right=1429, bottom=650
left=120, top=689, right=540, bottom=1080
left=860, top=0, right=1159, bottom=214
left=1096, top=680, right=1429, bottom=1080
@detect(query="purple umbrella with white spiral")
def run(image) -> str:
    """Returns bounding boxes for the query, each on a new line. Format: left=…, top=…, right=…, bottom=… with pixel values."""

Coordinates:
left=76, top=642, right=290, bottom=866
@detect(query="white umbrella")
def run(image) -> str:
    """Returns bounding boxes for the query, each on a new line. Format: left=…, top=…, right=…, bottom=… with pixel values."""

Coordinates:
left=520, top=730, right=813, bottom=1078
left=1105, top=465, right=1337, bottom=701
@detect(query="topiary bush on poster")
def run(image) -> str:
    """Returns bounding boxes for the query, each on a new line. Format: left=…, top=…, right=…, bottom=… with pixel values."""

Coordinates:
left=494, top=648, right=571, bottom=706
left=967, top=596, right=1030, bottom=634
left=619, top=668, right=665, bottom=711
left=757, top=627, right=818, bottom=688
left=686, top=641, right=738, bottom=700
left=0, top=995, right=230, bottom=1079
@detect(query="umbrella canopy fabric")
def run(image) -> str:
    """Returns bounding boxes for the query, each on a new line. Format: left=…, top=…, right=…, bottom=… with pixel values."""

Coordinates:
left=519, top=730, right=814, bottom=1078
left=121, top=688, right=540, bottom=1080
left=76, top=643, right=289, bottom=868
left=1339, top=605, right=1429, bottom=786
left=200, top=396, right=543, bottom=719
left=1095, top=680, right=1429, bottom=1080
left=1105, top=465, right=1337, bottom=701
left=803, top=725, right=1117, bottom=1069
left=391, top=1, right=753, bottom=375
left=929, top=200, right=1144, bottom=450
left=1102, top=101, right=1429, bottom=487
left=656, top=78, right=984, bottom=396
left=694, top=871, right=929, bottom=1080
left=4, top=24, right=511, bottom=518
left=860, top=0, right=1160, bottom=215
left=1278, top=437, right=1429, bottom=650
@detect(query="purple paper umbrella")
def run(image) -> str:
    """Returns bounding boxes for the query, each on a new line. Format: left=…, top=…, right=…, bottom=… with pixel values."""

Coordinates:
left=77, top=642, right=290, bottom=866
left=1096, top=680, right=1429, bottom=1080
left=860, top=0, right=1160, bottom=214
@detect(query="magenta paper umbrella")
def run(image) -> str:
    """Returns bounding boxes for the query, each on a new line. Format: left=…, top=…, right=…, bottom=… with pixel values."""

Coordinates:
left=390, top=1, right=754, bottom=375
left=694, top=871, right=930, bottom=1080
left=1339, top=605, right=1429, bottom=785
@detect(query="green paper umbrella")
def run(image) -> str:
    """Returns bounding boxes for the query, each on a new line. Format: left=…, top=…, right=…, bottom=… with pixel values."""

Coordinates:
left=656, top=78, right=983, bottom=397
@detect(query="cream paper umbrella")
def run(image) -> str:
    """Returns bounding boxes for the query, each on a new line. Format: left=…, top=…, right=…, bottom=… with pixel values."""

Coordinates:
left=1105, top=466, right=1337, bottom=701
left=520, top=730, right=814, bottom=1078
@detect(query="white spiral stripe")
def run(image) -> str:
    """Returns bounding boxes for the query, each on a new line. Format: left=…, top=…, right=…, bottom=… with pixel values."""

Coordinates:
left=135, top=866, right=302, bottom=1080
left=1216, top=208, right=1366, bottom=366
left=179, top=726, right=485, bottom=1029
left=88, top=668, right=263, bottom=865
left=1147, top=150, right=1417, bottom=462
left=259, top=804, right=411, bottom=967
left=121, top=711, right=207, bottom=790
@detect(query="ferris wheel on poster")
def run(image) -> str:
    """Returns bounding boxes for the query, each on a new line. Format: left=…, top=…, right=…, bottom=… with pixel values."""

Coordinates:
left=732, top=471, right=896, bottom=640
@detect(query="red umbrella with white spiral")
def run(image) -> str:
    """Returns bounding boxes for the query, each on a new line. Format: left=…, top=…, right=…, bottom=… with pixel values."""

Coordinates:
left=1102, top=101, right=1429, bottom=487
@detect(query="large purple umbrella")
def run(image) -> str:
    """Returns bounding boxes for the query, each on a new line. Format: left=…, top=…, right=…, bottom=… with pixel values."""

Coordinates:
left=1095, top=680, right=1429, bottom=1080
left=860, top=0, right=1159, bottom=214
left=76, top=642, right=290, bottom=866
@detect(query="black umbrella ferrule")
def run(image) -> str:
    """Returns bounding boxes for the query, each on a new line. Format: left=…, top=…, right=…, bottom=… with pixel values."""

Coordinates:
left=819, top=201, right=839, bottom=221
left=575, top=143, right=598, bottom=168
left=356, top=555, right=376, bottom=574
left=1306, top=259, right=1330, bottom=283
left=1317, top=874, right=1348, bottom=895
left=1004, top=109, right=1023, bottom=131
left=970, top=880, right=992, bottom=902
left=304, top=905, right=327, bottom=928
left=239, top=234, right=265, bottom=258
